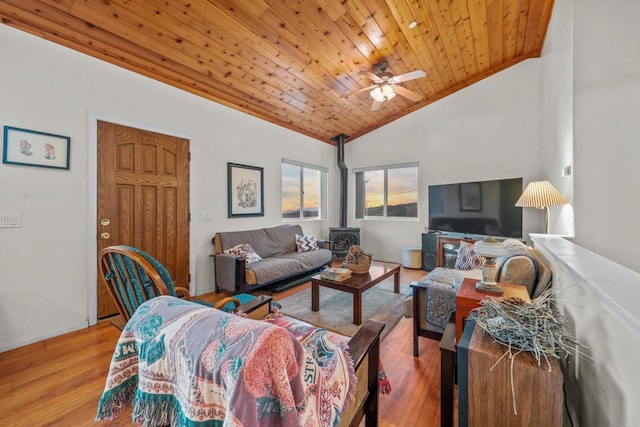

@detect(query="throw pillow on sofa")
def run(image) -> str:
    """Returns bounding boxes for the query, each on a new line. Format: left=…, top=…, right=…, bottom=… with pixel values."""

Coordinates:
left=224, top=243, right=263, bottom=264
left=295, top=234, right=319, bottom=252
left=454, top=240, right=485, bottom=270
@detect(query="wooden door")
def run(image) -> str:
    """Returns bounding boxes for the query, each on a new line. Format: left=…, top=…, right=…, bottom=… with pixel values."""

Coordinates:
left=97, top=121, right=190, bottom=319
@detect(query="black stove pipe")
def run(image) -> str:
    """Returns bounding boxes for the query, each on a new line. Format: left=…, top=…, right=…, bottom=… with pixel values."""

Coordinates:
left=332, top=133, right=349, bottom=228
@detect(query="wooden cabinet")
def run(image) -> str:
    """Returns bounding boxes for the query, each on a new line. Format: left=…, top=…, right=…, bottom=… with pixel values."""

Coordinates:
left=436, top=236, right=478, bottom=268
left=458, top=321, right=563, bottom=427
left=422, top=232, right=482, bottom=270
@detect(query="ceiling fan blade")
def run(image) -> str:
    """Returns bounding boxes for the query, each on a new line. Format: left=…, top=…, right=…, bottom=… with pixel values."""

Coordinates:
left=360, top=71, right=384, bottom=83
left=393, top=85, right=423, bottom=102
left=390, top=69, right=426, bottom=84
left=340, top=84, right=377, bottom=98
left=371, top=99, right=382, bottom=111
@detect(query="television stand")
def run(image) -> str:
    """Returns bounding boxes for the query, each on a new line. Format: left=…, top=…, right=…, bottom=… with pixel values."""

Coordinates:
left=436, top=235, right=479, bottom=268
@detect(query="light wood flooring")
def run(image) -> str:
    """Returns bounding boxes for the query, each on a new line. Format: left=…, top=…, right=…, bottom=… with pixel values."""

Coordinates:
left=0, top=266, right=452, bottom=426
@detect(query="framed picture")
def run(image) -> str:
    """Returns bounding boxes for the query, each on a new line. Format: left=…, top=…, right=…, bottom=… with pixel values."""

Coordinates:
left=459, top=182, right=482, bottom=211
left=3, top=126, right=70, bottom=170
left=227, top=162, right=264, bottom=217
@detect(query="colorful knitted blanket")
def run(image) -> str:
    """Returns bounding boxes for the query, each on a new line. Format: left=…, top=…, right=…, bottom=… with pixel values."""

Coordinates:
left=96, top=296, right=356, bottom=426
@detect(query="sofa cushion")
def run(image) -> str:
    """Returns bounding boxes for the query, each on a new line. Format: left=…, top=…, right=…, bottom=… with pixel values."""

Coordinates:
left=275, top=249, right=332, bottom=270
left=295, top=234, right=319, bottom=252
left=223, top=243, right=263, bottom=264
left=496, top=239, right=552, bottom=298
left=264, top=224, right=302, bottom=255
left=246, top=256, right=309, bottom=285
left=216, top=228, right=275, bottom=258
left=454, top=240, right=484, bottom=270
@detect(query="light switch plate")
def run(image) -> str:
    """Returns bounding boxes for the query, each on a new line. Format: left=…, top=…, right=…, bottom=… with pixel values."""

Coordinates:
left=0, top=212, right=21, bottom=228
left=198, top=211, right=211, bottom=220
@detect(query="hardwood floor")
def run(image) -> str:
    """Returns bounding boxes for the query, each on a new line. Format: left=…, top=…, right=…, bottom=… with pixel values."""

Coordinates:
left=0, top=267, right=450, bottom=426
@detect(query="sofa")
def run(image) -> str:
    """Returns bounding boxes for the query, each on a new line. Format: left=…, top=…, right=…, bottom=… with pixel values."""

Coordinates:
left=213, top=224, right=333, bottom=293
left=406, top=238, right=552, bottom=356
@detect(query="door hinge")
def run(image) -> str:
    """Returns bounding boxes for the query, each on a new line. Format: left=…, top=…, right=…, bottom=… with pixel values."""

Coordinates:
left=188, top=152, right=191, bottom=161
left=189, top=273, right=191, bottom=283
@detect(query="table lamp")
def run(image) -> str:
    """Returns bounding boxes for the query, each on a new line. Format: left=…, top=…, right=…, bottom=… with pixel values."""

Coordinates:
left=473, top=236, right=506, bottom=294
left=515, top=180, right=567, bottom=234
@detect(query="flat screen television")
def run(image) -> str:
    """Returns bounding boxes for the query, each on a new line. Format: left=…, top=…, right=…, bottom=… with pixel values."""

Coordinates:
left=428, top=178, right=523, bottom=238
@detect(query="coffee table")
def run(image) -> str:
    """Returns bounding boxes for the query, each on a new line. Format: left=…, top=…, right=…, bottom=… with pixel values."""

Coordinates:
left=311, top=261, right=401, bottom=325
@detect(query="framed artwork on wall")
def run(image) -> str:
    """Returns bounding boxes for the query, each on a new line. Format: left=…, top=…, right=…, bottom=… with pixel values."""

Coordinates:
left=3, top=126, right=71, bottom=170
left=227, top=162, right=264, bottom=217
left=459, top=182, right=482, bottom=211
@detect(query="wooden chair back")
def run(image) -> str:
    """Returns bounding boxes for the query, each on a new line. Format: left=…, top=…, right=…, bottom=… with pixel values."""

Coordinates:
left=99, top=245, right=176, bottom=322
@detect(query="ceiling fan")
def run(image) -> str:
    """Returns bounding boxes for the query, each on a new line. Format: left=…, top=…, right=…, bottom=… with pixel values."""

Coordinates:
left=342, top=62, right=426, bottom=111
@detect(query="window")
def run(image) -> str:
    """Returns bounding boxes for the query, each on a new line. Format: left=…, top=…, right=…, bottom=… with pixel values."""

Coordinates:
left=281, top=159, right=327, bottom=220
left=355, top=163, right=418, bottom=218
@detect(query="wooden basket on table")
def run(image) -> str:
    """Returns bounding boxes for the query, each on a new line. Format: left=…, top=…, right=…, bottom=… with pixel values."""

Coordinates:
left=343, top=262, right=370, bottom=274
left=343, top=246, right=372, bottom=274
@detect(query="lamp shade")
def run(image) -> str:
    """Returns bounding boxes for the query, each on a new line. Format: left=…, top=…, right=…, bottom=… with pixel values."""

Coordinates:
left=515, top=181, right=567, bottom=208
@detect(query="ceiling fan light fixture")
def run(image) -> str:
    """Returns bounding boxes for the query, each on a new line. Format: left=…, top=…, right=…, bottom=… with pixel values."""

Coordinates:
left=370, top=86, right=384, bottom=102
left=370, top=84, right=396, bottom=102
left=382, top=84, right=396, bottom=100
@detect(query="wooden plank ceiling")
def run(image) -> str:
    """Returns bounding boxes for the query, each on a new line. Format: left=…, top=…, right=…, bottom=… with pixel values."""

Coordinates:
left=0, top=0, right=555, bottom=144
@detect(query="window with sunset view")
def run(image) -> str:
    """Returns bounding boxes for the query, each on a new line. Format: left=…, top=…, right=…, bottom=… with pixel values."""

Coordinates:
left=355, top=163, right=418, bottom=219
left=281, top=159, right=327, bottom=220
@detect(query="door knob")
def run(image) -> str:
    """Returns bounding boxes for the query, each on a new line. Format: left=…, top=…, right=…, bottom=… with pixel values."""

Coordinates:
left=100, top=232, right=111, bottom=240
left=100, top=218, right=110, bottom=226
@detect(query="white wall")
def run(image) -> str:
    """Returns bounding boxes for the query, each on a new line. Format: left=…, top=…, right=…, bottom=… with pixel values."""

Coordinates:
left=345, top=60, right=543, bottom=263
left=533, top=235, right=640, bottom=426
left=540, top=0, right=575, bottom=237
left=0, top=26, right=335, bottom=351
left=572, top=0, right=640, bottom=272
left=535, top=2, right=640, bottom=424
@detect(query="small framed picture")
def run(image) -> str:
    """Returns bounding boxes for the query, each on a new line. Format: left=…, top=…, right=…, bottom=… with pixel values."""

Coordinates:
left=227, top=162, right=264, bottom=217
left=459, top=182, right=482, bottom=211
left=3, top=126, right=70, bottom=170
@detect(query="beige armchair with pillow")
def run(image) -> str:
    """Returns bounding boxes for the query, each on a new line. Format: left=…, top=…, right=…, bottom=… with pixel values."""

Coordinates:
left=407, top=239, right=552, bottom=356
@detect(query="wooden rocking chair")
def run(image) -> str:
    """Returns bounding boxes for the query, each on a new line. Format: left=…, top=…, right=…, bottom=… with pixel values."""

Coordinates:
left=99, top=245, right=240, bottom=323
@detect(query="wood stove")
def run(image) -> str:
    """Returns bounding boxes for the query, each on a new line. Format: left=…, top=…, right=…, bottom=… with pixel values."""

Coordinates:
left=329, top=226, right=360, bottom=259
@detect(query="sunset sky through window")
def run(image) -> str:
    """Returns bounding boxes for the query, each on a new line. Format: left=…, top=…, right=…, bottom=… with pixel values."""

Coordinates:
left=365, top=167, right=417, bottom=210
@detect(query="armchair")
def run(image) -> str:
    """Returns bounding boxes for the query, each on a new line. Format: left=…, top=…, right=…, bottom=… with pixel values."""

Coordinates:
left=99, top=245, right=240, bottom=322
left=96, top=295, right=385, bottom=426
left=408, top=239, right=552, bottom=356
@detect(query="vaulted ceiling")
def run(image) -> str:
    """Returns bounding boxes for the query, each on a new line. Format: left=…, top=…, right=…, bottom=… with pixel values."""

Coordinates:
left=0, top=0, right=555, bottom=144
